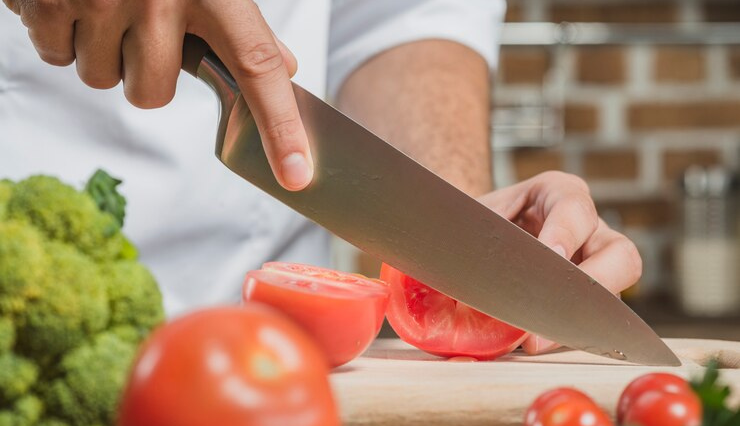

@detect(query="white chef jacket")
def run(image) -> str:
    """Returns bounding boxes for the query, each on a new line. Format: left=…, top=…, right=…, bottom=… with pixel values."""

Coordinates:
left=0, top=0, right=506, bottom=317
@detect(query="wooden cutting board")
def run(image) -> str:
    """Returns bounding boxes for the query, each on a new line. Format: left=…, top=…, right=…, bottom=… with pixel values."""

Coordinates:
left=331, top=338, right=740, bottom=426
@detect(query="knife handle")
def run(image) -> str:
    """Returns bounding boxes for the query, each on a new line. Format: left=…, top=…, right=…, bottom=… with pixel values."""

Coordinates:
left=182, top=34, right=211, bottom=77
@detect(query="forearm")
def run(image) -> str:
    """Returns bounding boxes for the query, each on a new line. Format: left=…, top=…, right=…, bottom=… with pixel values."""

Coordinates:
left=336, top=40, right=492, bottom=196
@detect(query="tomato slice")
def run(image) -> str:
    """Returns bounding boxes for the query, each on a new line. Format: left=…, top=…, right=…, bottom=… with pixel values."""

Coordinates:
left=380, top=263, right=528, bottom=360
left=243, top=262, right=390, bottom=367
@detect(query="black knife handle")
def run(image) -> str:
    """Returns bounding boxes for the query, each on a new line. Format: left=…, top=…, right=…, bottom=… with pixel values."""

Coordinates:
left=182, top=34, right=211, bottom=77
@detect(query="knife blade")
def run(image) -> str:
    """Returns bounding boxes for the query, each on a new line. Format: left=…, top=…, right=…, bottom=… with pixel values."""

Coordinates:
left=182, top=35, right=680, bottom=366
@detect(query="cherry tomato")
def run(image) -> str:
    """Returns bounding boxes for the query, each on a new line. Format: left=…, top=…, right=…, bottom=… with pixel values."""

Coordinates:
left=621, top=390, right=701, bottom=426
left=617, top=373, right=693, bottom=424
left=118, top=306, right=340, bottom=426
left=525, top=387, right=613, bottom=426
left=243, top=262, right=390, bottom=367
left=380, top=263, right=528, bottom=360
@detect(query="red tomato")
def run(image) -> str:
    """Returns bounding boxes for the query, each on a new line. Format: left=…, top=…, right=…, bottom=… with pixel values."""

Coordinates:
left=243, top=262, right=390, bottom=367
left=617, top=373, right=693, bottom=424
left=118, top=306, right=340, bottom=426
left=525, top=387, right=613, bottom=426
left=621, top=390, right=701, bottom=426
left=380, top=263, right=528, bottom=360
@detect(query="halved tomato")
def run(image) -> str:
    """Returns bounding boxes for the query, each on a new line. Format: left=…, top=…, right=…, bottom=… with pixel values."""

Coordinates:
left=380, top=263, right=528, bottom=360
left=243, top=262, right=390, bottom=367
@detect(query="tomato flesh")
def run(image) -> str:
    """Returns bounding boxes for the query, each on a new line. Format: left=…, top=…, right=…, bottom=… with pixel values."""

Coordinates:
left=381, top=263, right=528, bottom=360
left=243, top=262, right=390, bottom=367
left=119, top=306, right=339, bottom=426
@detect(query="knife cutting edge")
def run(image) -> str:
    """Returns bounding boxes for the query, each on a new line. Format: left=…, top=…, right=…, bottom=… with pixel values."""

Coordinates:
left=181, top=35, right=680, bottom=367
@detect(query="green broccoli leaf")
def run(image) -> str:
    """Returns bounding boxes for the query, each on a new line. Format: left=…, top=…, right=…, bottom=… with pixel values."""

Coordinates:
left=691, top=359, right=740, bottom=426
left=85, top=170, right=126, bottom=228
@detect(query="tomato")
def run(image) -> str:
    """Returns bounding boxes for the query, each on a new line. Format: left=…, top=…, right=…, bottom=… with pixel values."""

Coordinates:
left=617, top=373, right=693, bottom=424
left=118, top=306, right=339, bottom=426
left=243, top=262, right=390, bottom=367
left=525, top=387, right=613, bottom=426
left=621, top=390, right=701, bottom=426
left=380, top=263, right=528, bottom=360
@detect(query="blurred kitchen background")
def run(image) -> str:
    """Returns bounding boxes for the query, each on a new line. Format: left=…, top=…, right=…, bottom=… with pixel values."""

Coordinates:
left=337, top=0, right=740, bottom=340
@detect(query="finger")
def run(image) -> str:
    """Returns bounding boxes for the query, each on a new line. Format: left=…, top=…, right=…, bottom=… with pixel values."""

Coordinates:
left=477, top=181, right=530, bottom=220
left=74, top=18, right=125, bottom=89
left=522, top=335, right=560, bottom=355
left=194, top=0, right=312, bottom=191
left=577, top=220, right=642, bottom=294
left=3, top=0, right=20, bottom=15
left=535, top=173, right=599, bottom=259
left=17, top=0, right=75, bottom=65
left=122, top=16, right=184, bottom=108
left=272, top=32, right=297, bottom=78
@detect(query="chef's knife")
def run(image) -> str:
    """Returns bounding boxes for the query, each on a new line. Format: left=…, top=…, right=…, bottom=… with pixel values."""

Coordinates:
left=182, top=35, right=680, bottom=366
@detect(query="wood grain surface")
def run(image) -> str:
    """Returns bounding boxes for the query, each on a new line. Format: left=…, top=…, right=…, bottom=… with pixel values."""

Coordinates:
left=331, top=338, right=740, bottom=426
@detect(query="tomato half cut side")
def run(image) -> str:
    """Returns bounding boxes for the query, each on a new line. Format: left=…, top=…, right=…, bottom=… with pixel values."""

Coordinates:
left=380, top=263, right=528, bottom=360
left=243, top=263, right=390, bottom=367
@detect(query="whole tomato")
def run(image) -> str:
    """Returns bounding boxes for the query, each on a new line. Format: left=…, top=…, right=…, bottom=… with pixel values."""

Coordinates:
left=525, top=387, right=613, bottom=426
left=621, top=390, right=701, bottom=426
left=617, top=373, right=693, bottom=424
left=118, top=305, right=340, bottom=426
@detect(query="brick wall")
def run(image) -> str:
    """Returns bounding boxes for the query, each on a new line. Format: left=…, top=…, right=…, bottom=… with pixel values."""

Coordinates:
left=495, top=0, right=740, bottom=299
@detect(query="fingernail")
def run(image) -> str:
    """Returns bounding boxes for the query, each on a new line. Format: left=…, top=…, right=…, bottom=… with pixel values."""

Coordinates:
left=552, top=245, right=567, bottom=258
left=280, top=152, right=312, bottom=190
left=525, top=336, right=560, bottom=355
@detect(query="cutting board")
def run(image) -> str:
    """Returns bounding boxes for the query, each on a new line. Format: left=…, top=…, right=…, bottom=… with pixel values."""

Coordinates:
left=331, top=338, right=740, bottom=426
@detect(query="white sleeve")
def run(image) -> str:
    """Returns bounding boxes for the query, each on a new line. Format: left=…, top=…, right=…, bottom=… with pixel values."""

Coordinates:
left=327, top=0, right=507, bottom=100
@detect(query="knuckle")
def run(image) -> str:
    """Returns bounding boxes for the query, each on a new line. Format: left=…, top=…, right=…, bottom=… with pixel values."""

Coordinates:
left=82, top=0, right=116, bottom=15
left=263, top=116, right=302, bottom=144
left=616, top=237, right=643, bottom=283
left=234, top=42, right=284, bottom=79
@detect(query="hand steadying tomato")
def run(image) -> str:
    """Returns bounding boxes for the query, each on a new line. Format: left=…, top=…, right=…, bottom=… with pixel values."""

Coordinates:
left=243, top=262, right=390, bottom=367
left=617, top=373, right=693, bottom=424
left=118, top=306, right=339, bottom=426
left=525, top=387, right=613, bottom=426
left=380, top=263, right=528, bottom=360
left=617, top=373, right=701, bottom=426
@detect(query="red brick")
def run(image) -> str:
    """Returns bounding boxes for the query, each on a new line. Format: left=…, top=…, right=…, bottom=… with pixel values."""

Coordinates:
left=663, top=149, right=722, bottom=181
left=583, top=150, right=639, bottom=180
left=576, top=47, right=626, bottom=85
left=564, top=104, right=599, bottom=133
left=629, top=101, right=740, bottom=129
left=512, top=149, right=564, bottom=181
left=596, top=199, right=673, bottom=228
left=654, top=47, right=705, bottom=83
left=728, top=48, right=740, bottom=80
left=499, top=47, right=550, bottom=84
left=551, top=2, right=678, bottom=23
left=703, top=1, right=740, bottom=22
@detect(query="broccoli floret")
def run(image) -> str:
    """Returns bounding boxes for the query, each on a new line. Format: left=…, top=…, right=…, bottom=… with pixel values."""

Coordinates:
left=0, top=180, right=12, bottom=220
left=103, top=261, right=164, bottom=334
left=7, top=176, right=126, bottom=261
left=44, top=332, right=136, bottom=426
left=0, top=353, right=38, bottom=404
left=17, top=242, right=110, bottom=360
left=0, top=171, right=164, bottom=425
left=0, top=319, right=14, bottom=354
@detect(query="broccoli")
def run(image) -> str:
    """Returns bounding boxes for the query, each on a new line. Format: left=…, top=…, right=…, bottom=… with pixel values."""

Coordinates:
left=0, top=170, right=164, bottom=426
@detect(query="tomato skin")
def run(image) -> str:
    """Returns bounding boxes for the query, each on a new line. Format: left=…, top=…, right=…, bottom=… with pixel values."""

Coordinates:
left=525, top=387, right=613, bottom=426
left=621, top=390, right=701, bottom=426
left=243, top=263, right=390, bottom=367
left=118, top=306, right=340, bottom=426
left=617, top=373, right=693, bottom=424
left=380, top=263, right=528, bottom=360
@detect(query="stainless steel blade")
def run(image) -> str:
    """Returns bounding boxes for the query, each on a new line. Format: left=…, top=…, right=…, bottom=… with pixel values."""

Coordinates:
left=189, top=44, right=680, bottom=367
